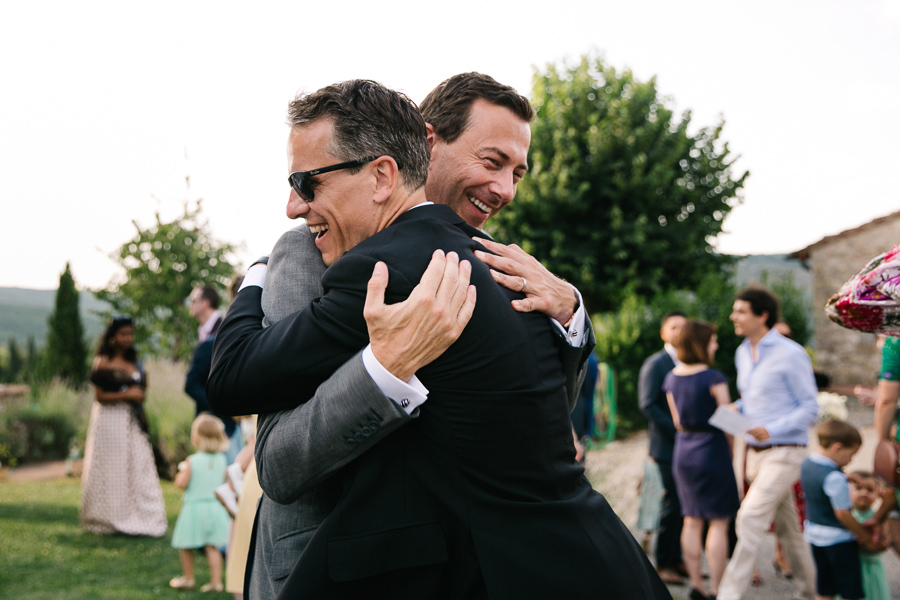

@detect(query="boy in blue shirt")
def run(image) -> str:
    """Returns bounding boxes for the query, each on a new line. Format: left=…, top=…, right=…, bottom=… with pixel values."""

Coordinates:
left=800, top=419, right=878, bottom=600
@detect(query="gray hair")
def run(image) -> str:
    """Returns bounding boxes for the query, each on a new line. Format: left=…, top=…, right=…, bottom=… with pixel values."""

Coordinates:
left=287, top=79, right=429, bottom=191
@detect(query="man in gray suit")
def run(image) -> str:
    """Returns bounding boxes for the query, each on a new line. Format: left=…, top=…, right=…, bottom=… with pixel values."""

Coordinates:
left=239, top=73, right=594, bottom=598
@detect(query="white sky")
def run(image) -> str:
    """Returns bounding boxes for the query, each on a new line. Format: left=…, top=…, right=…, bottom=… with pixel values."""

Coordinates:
left=2, top=0, right=898, bottom=290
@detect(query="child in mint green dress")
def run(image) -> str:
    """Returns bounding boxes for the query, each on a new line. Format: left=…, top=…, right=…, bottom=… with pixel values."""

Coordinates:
left=849, top=471, right=890, bottom=600
left=169, top=414, right=231, bottom=592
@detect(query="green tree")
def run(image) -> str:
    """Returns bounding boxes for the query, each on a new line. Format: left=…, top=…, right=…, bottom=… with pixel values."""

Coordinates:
left=5, top=337, right=24, bottom=383
left=24, top=335, right=38, bottom=379
left=44, top=263, right=88, bottom=387
left=758, top=271, right=812, bottom=347
left=95, top=201, right=239, bottom=360
left=488, top=53, right=749, bottom=314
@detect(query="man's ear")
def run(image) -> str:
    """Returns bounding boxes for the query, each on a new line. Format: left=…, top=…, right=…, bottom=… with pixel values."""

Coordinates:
left=426, top=122, right=437, bottom=156
left=371, top=156, right=399, bottom=204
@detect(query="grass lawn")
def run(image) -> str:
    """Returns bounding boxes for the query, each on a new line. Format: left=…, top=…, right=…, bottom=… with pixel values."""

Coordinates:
left=0, top=477, right=223, bottom=599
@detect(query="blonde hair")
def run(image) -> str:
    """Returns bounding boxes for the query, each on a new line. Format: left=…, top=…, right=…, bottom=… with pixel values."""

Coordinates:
left=190, top=413, right=230, bottom=453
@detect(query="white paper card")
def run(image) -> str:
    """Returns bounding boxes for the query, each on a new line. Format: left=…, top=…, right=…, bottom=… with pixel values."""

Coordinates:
left=708, top=405, right=754, bottom=436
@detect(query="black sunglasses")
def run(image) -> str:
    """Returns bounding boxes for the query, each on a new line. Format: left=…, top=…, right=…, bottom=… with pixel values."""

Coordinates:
left=287, top=156, right=379, bottom=202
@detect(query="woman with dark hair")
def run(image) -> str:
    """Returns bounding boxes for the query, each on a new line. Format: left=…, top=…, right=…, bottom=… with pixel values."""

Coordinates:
left=80, top=316, right=166, bottom=536
left=664, top=319, right=740, bottom=600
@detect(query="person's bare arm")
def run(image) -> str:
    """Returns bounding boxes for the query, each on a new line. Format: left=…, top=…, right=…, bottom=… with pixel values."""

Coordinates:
left=174, top=457, right=191, bottom=490
left=874, top=379, right=900, bottom=441
left=835, top=508, right=881, bottom=551
left=666, top=392, right=681, bottom=431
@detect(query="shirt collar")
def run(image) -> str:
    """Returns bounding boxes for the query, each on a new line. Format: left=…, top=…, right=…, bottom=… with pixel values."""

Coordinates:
left=808, top=452, right=838, bottom=468
left=198, top=312, right=221, bottom=343
left=663, top=343, right=681, bottom=366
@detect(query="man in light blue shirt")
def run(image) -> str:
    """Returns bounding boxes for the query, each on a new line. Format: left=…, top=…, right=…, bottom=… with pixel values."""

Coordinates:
left=717, top=287, right=819, bottom=600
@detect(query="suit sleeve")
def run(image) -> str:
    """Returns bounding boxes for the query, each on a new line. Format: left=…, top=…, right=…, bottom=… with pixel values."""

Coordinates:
left=255, top=351, right=414, bottom=504
left=638, top=354, right=677, bottom=439
left=249, top=228, right=413, bottom=498
left=184, top=342, right=213, bottom=414
left=557, top=315, right=596, bottom=412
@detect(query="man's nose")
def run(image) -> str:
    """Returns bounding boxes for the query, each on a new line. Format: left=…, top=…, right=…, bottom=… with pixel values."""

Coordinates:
left=286, top=188, right=310, bottom=220
left=489, top=170, right=516, bottom=204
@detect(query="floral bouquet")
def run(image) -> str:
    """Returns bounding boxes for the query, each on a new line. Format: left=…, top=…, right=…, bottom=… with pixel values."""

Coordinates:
left=816, top=391, right=848, bottom=422
left=825, top=244, right=900, bottom=334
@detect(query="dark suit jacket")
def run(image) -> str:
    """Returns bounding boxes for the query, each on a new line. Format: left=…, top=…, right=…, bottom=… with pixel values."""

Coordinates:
left=184, top=318, right=236, bottom=437
left=638, top=348, right=677, bottom=462
left=208, top=204, right=668, bottom=599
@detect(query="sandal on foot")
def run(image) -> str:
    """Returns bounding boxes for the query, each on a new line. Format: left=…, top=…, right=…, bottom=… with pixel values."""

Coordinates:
left=200, top=582, right=224, bottom=592
left=169, top=576, right=195, bottom=590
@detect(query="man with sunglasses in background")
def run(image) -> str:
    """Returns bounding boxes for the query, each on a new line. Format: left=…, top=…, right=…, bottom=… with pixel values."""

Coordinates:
left=210, top=74, right=611, bottom=598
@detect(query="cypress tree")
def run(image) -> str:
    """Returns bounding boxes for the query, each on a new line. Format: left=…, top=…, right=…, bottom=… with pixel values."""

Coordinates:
left=6, top=337, right=23, bottom=383
left=45, top=263, right=88, bottom=387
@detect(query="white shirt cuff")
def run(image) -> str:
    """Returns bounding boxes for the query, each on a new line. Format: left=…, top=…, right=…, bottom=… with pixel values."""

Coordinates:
left=549, top=285, right=588, bottom=347
left=362, top=345, right=428, bottom=415
left=239, top=263, right=268, bottom=291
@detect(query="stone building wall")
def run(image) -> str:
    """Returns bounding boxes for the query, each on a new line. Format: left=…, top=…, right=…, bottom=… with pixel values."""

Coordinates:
left=796, top=211, right=900, bottom=386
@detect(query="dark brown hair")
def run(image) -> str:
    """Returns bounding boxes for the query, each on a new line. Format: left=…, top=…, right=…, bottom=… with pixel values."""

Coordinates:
left=735, top=287, right=779, bottom=329
left=195, top=284, right=220, bottom=309
left=287, top=79, right=429, bottom=191
left=817, top=418, right=862, bottom=448
left=420, top=72, right=535, bottom=144
left=96, top=316, right=137, bottom=362
left=675, top=319, right=716, bottom=365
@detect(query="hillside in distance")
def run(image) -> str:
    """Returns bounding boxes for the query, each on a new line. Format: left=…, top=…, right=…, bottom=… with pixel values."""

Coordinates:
left=0, top=288, right=110, bottom=347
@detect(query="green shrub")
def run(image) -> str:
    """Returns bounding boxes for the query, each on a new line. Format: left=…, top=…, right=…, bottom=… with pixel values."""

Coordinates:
left=1, top=361, right=196, bottom=476
left=0, top=380, right=90, bottom=464
left=2, top=406, right=76, bottom=462
left=143, top=360, right=195, bottom=480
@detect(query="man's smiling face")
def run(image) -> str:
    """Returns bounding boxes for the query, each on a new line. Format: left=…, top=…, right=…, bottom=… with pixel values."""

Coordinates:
left=425, top=99, right=530, bottom=230
left=285, top=118, right=378, bottom=266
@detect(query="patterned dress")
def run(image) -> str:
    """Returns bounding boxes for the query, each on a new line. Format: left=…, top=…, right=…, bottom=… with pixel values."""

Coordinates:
left=80, top=365, right=167, bottom=536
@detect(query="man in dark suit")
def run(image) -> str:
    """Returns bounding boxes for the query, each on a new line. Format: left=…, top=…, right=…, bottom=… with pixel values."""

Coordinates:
left=209, top=79, right=668, bottom=598
left=242, top=73, right=598, bottom=599
left=185, top=284, right=241, bottom=463
left=639, top=311, right=687, bottom=584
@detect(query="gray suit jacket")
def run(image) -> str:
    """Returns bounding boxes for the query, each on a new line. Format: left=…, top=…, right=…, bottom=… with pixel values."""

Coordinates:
left=247, top=227, right=412, bottom=599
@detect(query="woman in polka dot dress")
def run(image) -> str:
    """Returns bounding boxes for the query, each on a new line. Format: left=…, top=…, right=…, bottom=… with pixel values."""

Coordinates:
left=80, top=316, right=166, bottom=537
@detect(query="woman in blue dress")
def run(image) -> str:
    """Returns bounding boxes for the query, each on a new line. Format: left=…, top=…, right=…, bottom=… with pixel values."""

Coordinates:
left=664, top=320, right=740, bottom=600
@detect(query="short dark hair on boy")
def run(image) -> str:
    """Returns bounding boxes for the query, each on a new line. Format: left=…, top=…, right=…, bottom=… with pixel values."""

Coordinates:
left=735, top=287, right=779, bottom=329
left=675, top=319, right=716, bottom=365
left=817, top=418, right=862, bottom=448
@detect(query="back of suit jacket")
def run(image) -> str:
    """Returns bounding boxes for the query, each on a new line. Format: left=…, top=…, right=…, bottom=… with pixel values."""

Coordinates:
left=211, top=205, right=667, bottom=599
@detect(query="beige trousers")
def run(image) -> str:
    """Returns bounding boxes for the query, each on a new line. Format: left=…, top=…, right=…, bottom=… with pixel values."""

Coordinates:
left=717, top=446, right=816, bottom=600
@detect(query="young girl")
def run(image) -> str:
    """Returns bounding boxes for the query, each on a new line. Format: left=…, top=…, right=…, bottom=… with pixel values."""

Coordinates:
left=169, top=414, right=232, bottom=592
left=849, top=471, right=891, bottom=600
